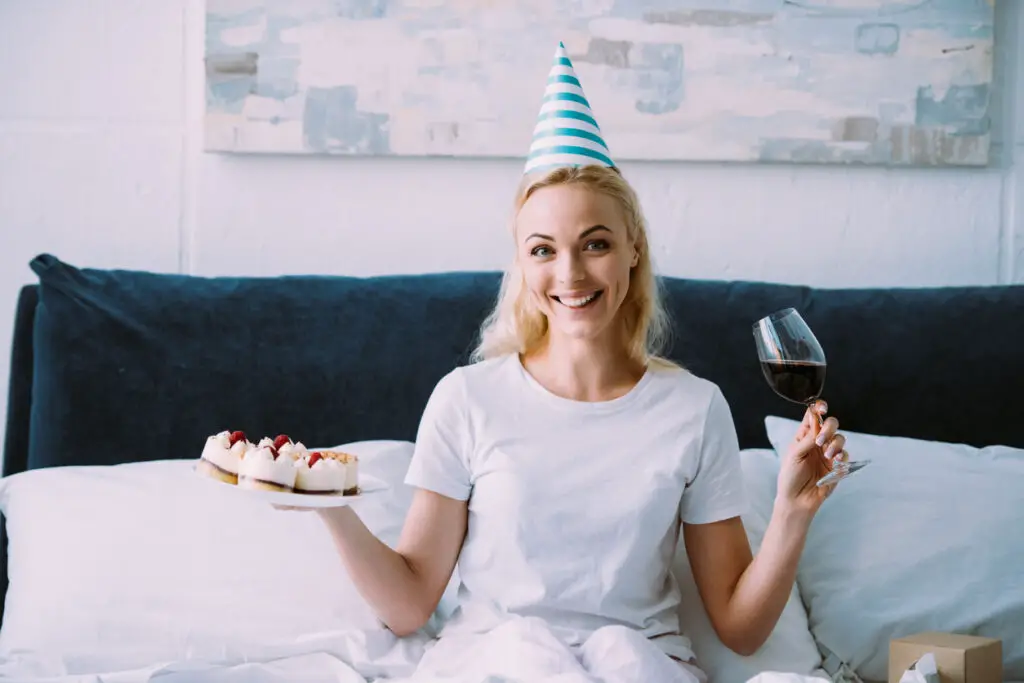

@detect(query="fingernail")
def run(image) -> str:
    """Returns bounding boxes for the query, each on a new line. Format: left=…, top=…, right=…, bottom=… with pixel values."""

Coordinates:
left=816, top=433, right=826, bottom=446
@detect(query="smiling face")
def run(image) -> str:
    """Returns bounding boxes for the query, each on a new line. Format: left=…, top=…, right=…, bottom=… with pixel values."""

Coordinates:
left=515, top=183, right=639, bottom=347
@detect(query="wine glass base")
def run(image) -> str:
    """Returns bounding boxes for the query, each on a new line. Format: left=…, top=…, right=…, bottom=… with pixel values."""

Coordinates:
left=816, top=459, right=871, bottom=488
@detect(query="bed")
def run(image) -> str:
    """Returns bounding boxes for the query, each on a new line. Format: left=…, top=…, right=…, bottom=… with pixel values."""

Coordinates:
left=1, top=254, right=1021, bottom=682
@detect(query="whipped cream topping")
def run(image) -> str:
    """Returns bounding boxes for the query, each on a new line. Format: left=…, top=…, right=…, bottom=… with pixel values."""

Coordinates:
left=239, top=445, right=297, bottom=486
left=293, top=453, right=345, bottom=492
left=213, top=431, right=232, bottom=449
left=201, top=431, right=248, bottom=473
left=278, top=441, right=307, bottom=460
left=247, top=445, right=297, bottom=464
left=294, top=455, right=343, bottom=471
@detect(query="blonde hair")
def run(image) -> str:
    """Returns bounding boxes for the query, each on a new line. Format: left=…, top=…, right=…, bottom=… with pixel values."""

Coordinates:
left=471, top=164, right=678, bottom=369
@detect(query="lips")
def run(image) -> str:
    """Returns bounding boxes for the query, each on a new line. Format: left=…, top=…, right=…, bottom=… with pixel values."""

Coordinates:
left=552, top=290, right=603, bottom=309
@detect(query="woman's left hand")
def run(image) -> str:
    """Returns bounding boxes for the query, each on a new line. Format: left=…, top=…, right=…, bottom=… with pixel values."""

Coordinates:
left=776, top=400, right=847, bottom=517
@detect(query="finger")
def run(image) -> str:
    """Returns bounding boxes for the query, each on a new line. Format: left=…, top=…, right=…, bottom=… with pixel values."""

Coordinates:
left=815, top=416, right=839, bottom=447
left=823, top=481, right=837, bottom=499
left=805, top=400, right=828, bottom=430
left=812, top=399, right=828, bottom=418
left=823, top=434, right=846, bottom=460
left=796, top=411, right=820, bottom=454
left=801, top=404, right=821, bottom=439
left=803, top=400, right=827, bottom=425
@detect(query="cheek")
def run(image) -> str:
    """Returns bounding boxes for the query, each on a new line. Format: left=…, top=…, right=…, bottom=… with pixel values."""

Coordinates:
left=594, top=254, right=633, bottom=287
left=603, top=261, right=634, bottom=308
left=520, top=263, right=551, bottom=302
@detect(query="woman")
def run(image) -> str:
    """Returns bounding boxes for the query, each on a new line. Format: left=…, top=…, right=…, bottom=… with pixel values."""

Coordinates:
left=306, top=45, right=849, bottom=682
left=310, top=163, right=845, bottom=679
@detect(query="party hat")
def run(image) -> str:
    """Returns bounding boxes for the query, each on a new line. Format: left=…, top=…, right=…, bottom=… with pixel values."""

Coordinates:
left=524, top=42, right=615, bottom=175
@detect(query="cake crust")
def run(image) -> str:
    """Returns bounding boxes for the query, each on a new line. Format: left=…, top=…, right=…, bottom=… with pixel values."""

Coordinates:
left=197, top=457, right=238, bottom=485
left=238, top=476, right=294, bottom=493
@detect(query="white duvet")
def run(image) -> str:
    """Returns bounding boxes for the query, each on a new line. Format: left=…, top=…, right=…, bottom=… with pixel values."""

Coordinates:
left=0, top=448, right=837, bottom=683
left=10, top=444, right=1020, bottom=683
left=0, top=620, right=830, bottom=683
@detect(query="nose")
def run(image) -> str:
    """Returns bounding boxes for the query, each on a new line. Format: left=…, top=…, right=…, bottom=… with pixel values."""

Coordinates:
left=557, top=251, right=585, bottom=284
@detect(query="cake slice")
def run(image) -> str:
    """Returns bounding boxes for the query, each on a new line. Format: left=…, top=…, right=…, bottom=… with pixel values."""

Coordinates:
left=293, top=451, right=346, bottom=495
left=197, top=430, right=250, bottom=484
left=320, top=450, right=359, bottom=495
left=238, top=439, right=298, bottom=493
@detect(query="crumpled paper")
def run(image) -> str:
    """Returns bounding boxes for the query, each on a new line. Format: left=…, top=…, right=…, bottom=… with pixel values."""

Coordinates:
left=899, top=652, right=940, bottom=683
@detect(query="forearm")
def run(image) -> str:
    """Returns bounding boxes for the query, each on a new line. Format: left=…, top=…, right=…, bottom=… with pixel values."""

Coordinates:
left=723, top=504, right=812, bottom=654
left=316, top=507, right=433, bottom=636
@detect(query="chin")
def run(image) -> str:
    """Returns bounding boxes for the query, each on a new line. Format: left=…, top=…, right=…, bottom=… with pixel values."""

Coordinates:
left=547, top=315, right=617, bottom=342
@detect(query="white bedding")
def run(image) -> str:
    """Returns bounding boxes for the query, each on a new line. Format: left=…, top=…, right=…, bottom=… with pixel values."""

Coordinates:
left=0, top=622, right=831, bottom=683
left=7, top=436, right=1017, bottom=683
left=0, top=443, right=837, bottom=683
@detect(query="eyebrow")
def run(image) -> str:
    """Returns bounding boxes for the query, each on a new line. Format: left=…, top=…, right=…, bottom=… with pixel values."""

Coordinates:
left=525, top=225, right=612, bottom=242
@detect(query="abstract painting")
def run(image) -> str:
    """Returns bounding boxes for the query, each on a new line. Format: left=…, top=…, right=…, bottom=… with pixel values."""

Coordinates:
left=204, top=0, right=995, bottom=166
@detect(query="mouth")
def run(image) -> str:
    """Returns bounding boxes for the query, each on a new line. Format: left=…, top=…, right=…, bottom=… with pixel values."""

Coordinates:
left=552, top=290, right=603, bottom=310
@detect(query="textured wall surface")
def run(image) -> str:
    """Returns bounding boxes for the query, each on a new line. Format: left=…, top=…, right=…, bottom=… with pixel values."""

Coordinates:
left=204, top=0, right=995, bottom=165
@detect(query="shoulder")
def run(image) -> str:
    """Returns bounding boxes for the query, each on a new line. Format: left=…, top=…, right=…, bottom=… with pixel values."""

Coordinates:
left=643, top=364, right=736, bottom=443
left=448, top=354, right=520, bottom=392
left=428, top=354, right=519, bottom=403
left=645, top=362, right=728, bottom=413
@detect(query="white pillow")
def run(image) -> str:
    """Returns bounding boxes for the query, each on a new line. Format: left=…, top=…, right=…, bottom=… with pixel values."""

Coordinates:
left=674, top=449, right=827, bottom=683
left=0, top=440, right=422, bottom=676
left=765, top=416, right=1024, bottom=683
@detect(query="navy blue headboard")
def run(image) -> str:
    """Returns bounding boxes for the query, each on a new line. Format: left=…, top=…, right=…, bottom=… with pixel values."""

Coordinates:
left=3, top=285, right=35, bottom=482
left=3, top=253, right=1024, bottom=622
left=8, top=254, right=1024, bottom=473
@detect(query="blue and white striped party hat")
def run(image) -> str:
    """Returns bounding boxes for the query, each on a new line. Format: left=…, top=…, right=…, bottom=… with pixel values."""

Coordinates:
left=524, top=42, right=615, bottom=176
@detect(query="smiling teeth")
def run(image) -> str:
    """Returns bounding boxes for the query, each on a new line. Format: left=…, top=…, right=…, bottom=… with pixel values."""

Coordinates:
left=561, top=293, right=597, bottom=308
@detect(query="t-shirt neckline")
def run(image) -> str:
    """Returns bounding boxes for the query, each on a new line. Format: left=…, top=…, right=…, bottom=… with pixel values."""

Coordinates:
left=513, top=354, right=654, bottom=414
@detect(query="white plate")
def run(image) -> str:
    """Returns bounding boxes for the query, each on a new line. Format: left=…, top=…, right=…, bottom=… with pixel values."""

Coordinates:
left=195, top=466, right=391, bottom=508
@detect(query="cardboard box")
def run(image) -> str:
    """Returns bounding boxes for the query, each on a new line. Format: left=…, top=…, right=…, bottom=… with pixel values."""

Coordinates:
left=889, top=632, right=1002, bottom=683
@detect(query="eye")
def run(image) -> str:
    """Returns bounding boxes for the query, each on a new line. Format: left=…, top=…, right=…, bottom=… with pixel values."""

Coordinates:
left=585, top=239, right=610, bottom=251
left=530, top=245, right=553, bottom=258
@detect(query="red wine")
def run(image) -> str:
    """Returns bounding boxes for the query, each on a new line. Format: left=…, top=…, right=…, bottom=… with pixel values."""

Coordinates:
left=760, top=360, right=826, bottom=404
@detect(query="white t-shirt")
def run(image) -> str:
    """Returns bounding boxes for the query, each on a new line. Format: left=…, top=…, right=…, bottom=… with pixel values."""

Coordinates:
left=404, top=353, right=747, bottom=663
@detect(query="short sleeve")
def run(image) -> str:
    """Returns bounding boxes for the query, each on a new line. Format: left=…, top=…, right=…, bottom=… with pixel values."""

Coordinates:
left=679, top=386, right=748, bottom=524
left=404, top=369, right=474, bottom=501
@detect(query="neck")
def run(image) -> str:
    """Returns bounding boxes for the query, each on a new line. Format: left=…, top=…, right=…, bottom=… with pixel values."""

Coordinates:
left=522, top=332, right=646, bottom=402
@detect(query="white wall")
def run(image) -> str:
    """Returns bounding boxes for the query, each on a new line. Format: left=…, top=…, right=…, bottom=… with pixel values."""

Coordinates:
left=1, top=1, right=1022, bottom=454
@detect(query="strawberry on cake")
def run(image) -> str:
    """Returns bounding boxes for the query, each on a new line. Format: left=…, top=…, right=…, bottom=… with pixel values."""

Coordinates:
left=197, top=430, right=250, bottom=484
left=276, top=435, right=308, bottom=461
left=237, top=434, right=300, bottom=492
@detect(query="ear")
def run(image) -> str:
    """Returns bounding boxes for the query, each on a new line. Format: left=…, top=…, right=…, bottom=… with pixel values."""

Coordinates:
left=630, top=246, right=640, bottom=268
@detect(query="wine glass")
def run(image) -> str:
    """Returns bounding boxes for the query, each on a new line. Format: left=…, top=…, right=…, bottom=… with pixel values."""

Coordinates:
left=752, top=308, right=870, bottom=487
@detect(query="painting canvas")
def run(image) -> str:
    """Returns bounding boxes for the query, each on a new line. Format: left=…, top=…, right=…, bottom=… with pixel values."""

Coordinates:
left=204, top=0, right=995, bottom=166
